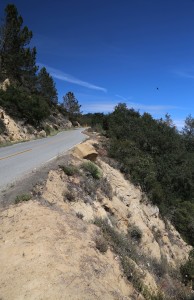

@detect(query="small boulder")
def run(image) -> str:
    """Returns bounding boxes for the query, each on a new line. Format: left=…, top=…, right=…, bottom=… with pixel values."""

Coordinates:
left=73, top=142, right=98, bottom=161
left=39, top=130, right=47, bottom=138
left=64, top=120, right=72, bottom=129
left=73, top=121, right=80, bottom=127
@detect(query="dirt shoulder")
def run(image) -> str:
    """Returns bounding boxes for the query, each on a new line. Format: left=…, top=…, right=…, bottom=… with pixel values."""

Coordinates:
left=0, top=152, right=72, bottom=209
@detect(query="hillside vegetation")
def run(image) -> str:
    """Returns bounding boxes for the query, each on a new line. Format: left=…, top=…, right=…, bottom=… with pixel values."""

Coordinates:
left=81, top=105, right=194, bottom=251
left=0, top=4, right=81, bottom=127
left=0, top=138, right=194, bottom=299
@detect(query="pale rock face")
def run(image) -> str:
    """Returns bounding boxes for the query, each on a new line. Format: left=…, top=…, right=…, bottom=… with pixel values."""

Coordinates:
left=73, top=142, right=98, bottom=161
left=0, top=78, right=10, bottom=91
left=0, top=107, right=74, bottom=144
left=38, top=130, right=47, bottom=138
left=97, top=159, right=191, bottom=266
left=0, top=108, right=28, bottom=142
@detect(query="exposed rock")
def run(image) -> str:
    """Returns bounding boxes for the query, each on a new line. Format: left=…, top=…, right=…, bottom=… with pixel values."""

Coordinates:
left=65, top=120, right=72, bottom=128
left=73, top=120, right=81, bottom=127
left=0, top=108, right=28, bottom=142
left=0, top=78, right=10, bottom=91
left=0, top=107, right=74, bottom=144
left=73, top=141, right=98, bottom=161
left=0, top=138, right=192, bottom=299
left=38, top=130, right=47, bottom=138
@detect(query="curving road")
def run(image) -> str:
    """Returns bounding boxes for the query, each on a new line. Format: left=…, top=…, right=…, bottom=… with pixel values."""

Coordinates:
left=0, top=128, right=86, bottom=191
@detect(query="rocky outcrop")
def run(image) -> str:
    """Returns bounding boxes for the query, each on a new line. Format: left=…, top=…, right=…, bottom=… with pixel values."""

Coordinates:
left=0, top=78, right=10, bottom=91
left=38, top=130, right=46, bottom=138
left=73, top=141, right=98, bottom=161
left=46, top=113, right=72, bottom=129
left=0, top=107, right=73, bottom=144
left=0, top=108, right=29, bottom=142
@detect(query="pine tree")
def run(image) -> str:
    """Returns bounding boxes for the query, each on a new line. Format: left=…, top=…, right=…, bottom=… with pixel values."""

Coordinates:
left=37, top=67, right=58, bottom=106
left=0, top=4, right=37, bottom=89
left=63, top=92, right=81, bottom=120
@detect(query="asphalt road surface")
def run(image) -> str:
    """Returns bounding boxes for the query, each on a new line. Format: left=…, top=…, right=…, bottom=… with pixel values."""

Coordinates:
left=0, top=128, right=86, bottom=191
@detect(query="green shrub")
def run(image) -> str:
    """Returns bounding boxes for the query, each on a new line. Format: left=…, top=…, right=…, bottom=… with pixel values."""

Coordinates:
left=60, top=164, right=79, bottom=176
left=99, top=177, right=113, bottom=200
left=93, top=217, right=137, bottom=260
left=15, top=194, right=32, bottom=204
left=128, top=225, right=142, bottom=243
left=93, top=218, right=164, bottom=299
left=44, top=124, right=51, bottom=136
left=64, top=190, right=76, bottom=202
left=180, top=250, right=194, bottom=287
left=95, top=236, right=108, bottom=253
left=82, top=161, right=102, bottom=179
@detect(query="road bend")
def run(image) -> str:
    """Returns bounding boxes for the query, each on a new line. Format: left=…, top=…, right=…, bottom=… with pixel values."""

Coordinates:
left=0, top=128, right=86, bottom=190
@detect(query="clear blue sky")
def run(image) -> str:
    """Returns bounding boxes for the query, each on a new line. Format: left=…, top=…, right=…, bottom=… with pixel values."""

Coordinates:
left=1, top=0, right=194, bottom=129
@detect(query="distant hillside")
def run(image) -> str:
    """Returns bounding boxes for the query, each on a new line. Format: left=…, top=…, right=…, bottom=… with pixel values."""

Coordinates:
left=0, top=4, right=81, bottom=134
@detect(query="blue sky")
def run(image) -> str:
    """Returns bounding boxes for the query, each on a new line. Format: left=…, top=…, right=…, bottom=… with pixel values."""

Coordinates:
left=1, top=0, right=194, bottom=129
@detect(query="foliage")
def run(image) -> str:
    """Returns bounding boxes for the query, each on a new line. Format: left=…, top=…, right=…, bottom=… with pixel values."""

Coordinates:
left=172, top=202, right=194, bottom=244
left=15, top=193, right=32, bottom=204
left=182, top=114, right=194, bottom=151
left=95, top=236, right=108, bottom=253
left=128, top=225, right=142, bottom=243
left=59, top=164, right=79, bottom=176
left=0, top=4, right=58, bottom=126
left=180, top=250, right=194, bottom=288
left=104, top=103, right=194, bottom=246
left=0, top=86, right=50, bottom=124
left=0, top=4, right=37, bottom=89
left=81, top=161, right=102, bottom=179
left=63, top=92, right=81, bottom=121
left=64, top=190, right=76, bottom=202
left=94, top=218, right=165, bottom=299
left=37, top=67, right=58, bottom=106
left=79, top=112, right=109, bottom=132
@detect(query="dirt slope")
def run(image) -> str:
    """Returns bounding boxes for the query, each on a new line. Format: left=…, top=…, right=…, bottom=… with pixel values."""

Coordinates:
left=0, top=136, right=193, bottom=299
left=0, top=200, right=135, bottom=300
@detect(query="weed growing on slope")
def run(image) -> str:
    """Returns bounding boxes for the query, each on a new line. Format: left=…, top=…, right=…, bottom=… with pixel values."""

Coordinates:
left=95, top=236, right=108, bottom=253
left=59, top=164, right=79, bottom=176
left=15, top=194, right=32, bottom=204
left=93, top=217, right=166, bottom=300
left=81, top=161, right=102, bottom=179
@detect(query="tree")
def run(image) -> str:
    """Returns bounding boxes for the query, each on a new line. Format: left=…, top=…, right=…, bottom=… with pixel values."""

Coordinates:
left=182, top=115, right=194, bottom=151
left=182, top=115, right=194, bottom=137
left=0, top=4, right=37, bottom=89
left=63, top=92, right=81, bottom=120
left=37, top=67, right=58, bottom=106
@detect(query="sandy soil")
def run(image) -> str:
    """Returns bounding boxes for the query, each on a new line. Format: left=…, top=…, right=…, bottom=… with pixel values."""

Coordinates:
left=0, top=200, right=135, bottom=300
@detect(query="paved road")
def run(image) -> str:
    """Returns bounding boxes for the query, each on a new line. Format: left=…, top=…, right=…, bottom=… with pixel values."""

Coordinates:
left=0, top=128, right=86, bottom=191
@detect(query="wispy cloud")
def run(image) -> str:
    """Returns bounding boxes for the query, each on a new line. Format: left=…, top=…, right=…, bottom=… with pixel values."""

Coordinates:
left=128, top=102, right=179, bottom=113
left=84, top=103, right=116, bottom=113
left=115, top=94, right=179, bottom=113
left=173, top=70, right=194, bottom=79
left=38, top=63, right=107, bottom=92
left=84, top=102, right=179, bottom=115
left=115, top=94, right=132, bottom=101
